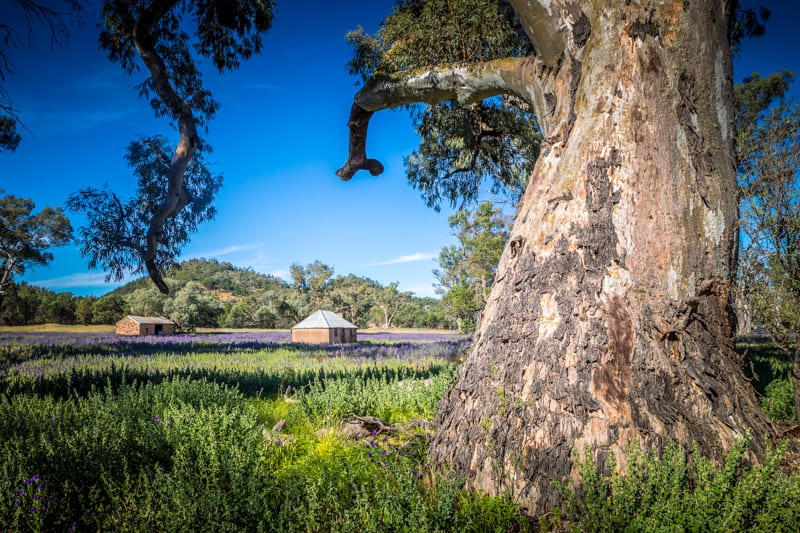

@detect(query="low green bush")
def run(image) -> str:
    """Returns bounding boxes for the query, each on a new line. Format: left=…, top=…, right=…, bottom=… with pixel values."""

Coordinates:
left=560, top=438, right=800, bottom=532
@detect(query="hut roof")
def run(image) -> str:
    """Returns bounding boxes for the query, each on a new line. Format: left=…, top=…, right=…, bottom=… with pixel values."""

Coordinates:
left=120, top=315, right=176, bottom=325
left=292, top=310, right=356, bottom=329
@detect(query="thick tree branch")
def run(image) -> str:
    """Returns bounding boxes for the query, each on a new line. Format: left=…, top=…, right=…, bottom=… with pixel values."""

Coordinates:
left=131, top=0, right=198, bottom=294
left=337, top=57, right=547, bottom=181
left=508, top=0, right=566, bottom=64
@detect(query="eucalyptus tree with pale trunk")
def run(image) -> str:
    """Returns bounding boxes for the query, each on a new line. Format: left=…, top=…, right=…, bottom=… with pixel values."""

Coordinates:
left=339, top=0, right=775, bottom=513
left=68, top=0, right=274, bottom=294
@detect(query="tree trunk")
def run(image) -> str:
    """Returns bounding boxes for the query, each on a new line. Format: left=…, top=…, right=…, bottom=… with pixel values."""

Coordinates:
left=430, top=0, right=774, bottom=514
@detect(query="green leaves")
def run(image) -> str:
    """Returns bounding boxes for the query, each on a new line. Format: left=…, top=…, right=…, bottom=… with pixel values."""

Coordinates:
left=347, top=0, right=539, bottom=209
left=0, top=192, right=73, bottom=301
left=67, top=136, right=222, bottom=284
left=735, top=74, right=800, bottom=366
left=434, top=201, right=509, bottom=332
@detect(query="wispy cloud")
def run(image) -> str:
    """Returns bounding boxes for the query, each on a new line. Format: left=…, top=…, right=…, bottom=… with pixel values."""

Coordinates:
left=21, top=106, right=137, bottom=135
left=30, top=272, right=123, bottom=289
left=368, top=252, right=438, bottom=266
left=193, top=242, right=266, bottom=258
left=270, top=269, right=289, bottom=280
left=403, top=282, right=438, bottom=298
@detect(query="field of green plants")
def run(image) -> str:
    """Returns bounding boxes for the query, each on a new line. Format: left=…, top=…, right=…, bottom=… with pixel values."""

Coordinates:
left=1, top=331, right=799, bottom=532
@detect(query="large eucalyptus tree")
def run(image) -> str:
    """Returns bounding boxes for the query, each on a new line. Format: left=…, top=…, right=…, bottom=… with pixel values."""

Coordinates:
left=339, top=0, right=775, bottom=513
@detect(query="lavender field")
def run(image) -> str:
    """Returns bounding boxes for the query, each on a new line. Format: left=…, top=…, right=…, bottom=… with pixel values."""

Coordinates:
left=2, top=329, right=529, bottom=532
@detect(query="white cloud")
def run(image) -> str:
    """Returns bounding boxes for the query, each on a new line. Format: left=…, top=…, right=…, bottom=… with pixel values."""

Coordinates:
left=30, top=272, right=123, bottom=289
left=402, top=282, right=438, bottom=298
left=21, top=105, right=137, bottom=135
left=368, top=252, right=437, bottom=266
left=192, top=242, right=266, bottom=258
left=269, top=269, right=290, bottom=280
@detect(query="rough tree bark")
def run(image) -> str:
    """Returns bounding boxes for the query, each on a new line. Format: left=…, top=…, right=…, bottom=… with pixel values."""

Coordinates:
left=339, top=0, right=775, bottom=514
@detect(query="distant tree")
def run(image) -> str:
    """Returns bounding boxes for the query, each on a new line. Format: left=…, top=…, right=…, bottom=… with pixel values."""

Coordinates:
left=1, top=0, right=82, bottom=152
left=344, top=0, right=538, bottom=210
left=125, top=283, right=170, bottom=317
left=0, top=282, right=43, bottom=325
left=75, top=295, right=96, bottom=324
left=290, top=261, right=335, bottom=315
left=0, top=191, right=73, bottom=308
left=222, top=296, right=258, bottom=328
left=68, top=0, right=274, bottom=293
left=330, top=274, right=378, bottom=327
left=92, top=293, right=128, bottom=324
left=434, top=201, right=509, bottom=332
left=736, top=74, right=800, bottom=420
left=38, top=291, right=76, bottom=324
left=732, top=70, right=794, bottom=333
left=371, top=281, right=413, bottom=329
left=164, top=281, right=223, bottom=331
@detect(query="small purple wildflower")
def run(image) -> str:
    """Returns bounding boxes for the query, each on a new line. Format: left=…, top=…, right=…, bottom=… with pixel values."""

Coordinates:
left=14, top=500, right=20, bottom=507
left=68, top=521, right=78, bottom=532
left=18, top=488, right=25, bottom=495
left=34, top=495, right=40, bottom=501
left=153, top=415, right=160, bottom=425
left=36, top=483, right=44, bottom=490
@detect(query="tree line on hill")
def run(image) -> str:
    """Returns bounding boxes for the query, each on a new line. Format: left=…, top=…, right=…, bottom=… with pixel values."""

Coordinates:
left=0, top=258, right=450, bottom=331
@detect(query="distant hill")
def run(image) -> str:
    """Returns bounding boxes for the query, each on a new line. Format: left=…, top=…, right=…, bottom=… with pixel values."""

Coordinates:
left=109, top=258, right=287, bottom=297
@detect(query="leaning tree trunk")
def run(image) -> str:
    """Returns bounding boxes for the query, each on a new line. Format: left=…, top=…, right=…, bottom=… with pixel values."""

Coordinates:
left=429, top=0, right=774, bottom=513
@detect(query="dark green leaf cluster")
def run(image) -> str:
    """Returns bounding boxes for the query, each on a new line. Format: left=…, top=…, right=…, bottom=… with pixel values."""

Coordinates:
left=67, top=135, right=222, bottom=283
left=729, top=2, right=770, bottom=56
left=408, top=97, right=538, bottom=210
left=347, top=0, right=539, bottom=210
left=0, top=114, right=21, bottom=152
left=99, top=0, right=274, bottom=123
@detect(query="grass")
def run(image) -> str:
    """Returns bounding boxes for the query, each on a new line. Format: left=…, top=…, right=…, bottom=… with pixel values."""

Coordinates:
left=0, top=329, right=797, bottom=531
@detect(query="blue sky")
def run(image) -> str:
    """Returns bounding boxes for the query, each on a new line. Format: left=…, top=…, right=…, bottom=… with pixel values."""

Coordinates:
left=2, top=0, right=798, bottom=298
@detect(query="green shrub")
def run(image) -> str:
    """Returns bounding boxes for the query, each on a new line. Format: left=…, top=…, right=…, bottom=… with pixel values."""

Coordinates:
left=760, top=378, right=796, bottom=421
left=561, top=438, right=800, bottom=532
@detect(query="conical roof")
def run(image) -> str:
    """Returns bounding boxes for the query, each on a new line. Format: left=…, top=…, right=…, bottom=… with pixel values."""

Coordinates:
left=292, top=310, right=357, bottom=329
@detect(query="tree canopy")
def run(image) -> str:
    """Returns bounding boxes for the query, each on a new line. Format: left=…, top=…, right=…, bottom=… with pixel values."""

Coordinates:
left=342, top=0, right=539, bottom=210
left=68, top=0, right=274, bottom=294
left=0, top=191, right=73, bottom=306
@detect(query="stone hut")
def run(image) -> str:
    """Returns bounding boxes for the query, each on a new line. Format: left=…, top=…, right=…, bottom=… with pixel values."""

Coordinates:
left=291, top=310, right=357, bottom=344
left=115, top=315, right=177, bottom=336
